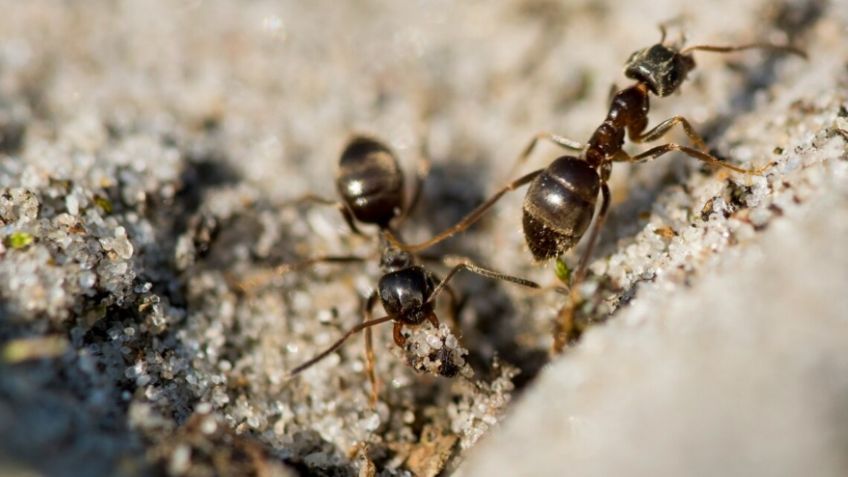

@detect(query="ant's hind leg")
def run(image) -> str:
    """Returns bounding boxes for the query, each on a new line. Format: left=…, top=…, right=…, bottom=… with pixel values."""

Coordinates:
left=632, top=116, right=709, bottom=152
left=388, top=169, right=544, bottom=253
left=553, top=182, right=610, bottom=354
left=620, top=143, right=772, bottom=174
left=506, top=132, right=584, bottom=179
left=361, top=292, right=380, bottom=407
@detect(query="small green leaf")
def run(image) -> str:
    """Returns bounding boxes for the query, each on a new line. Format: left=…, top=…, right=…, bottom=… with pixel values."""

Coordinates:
left=555, top=257, right=571, bottom=285
left=4, top=231, right=34, bottom=249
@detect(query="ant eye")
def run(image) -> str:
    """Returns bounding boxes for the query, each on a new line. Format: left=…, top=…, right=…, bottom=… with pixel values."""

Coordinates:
left=666, top=69, right=679, bottom=85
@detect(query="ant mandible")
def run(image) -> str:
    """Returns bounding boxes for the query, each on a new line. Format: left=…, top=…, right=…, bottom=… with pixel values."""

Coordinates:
left=242, top=135, right=540, bottom=405
left=385, top=26, right=806, bottom=352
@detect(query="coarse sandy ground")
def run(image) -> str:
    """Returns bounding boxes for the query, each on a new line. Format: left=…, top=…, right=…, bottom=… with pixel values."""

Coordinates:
left=0, top=0, right=845, bottom=476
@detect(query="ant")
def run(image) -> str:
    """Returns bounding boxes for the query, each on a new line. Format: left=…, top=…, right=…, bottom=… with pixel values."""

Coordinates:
left=385, top=26, right=806, bottom=352
left=241, top=135, right=540, bottom=405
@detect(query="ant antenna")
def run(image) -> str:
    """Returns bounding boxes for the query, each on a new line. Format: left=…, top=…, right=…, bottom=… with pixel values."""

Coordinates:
left=657, top=15, right=687, bottom=45
left=237, top=254, right=373, bottom=294
left=287, top=315, right=393, bottom=377
left=680, top=42, right=807, bottom=59
left=426, top=255, right=540, bottom=305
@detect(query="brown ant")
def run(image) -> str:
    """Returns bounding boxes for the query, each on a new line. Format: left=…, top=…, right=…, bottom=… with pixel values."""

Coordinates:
left=242, top=135, right=540, bottom=405
left=385, top=26, right=806, bottom=352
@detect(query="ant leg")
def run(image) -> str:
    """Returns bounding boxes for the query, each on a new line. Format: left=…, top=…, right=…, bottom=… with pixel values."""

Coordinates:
left=553, top=182, right=610, bottom=353
left=393, top=322, right=406, bottom=347
left=506, top=132, right=584, bottom=179
left=573, top=183, right=611, bottom=285
left=442, top=284, right=460, bottom=331
left=681, top=43, right=806, bottom=59
left=427, top=256, right=540, bottom=305
left=285, top=194, right=364, bottom=236
left=338, top=205, right=364, bottom=236
left=288, top=315, right=393, bottom=377
left=631, top=116, right=709, bottom=152
left=618, top=143, right=772, bottom=174
left=361, top=292, right=380, bottom=407
left=287, top=194, right=335, bottom=206
left=429, top=271, right=461, bottom=331
left=607, top=83, right=619, bottom=105
left=237, top=254, right=372, bottom=294
left=397, top=138, right=433, bottom=226
left=388, top=169, right=544, bottom=252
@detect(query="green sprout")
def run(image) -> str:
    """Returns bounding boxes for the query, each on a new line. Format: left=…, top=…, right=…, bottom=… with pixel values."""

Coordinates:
left=4, top=231, right=34, bottom=249
left=555, top=256, right=571, bottom=285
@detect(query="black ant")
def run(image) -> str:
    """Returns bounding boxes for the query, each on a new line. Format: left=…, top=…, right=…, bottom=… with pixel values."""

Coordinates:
left=242, top=135, right=540, bottom=405
left=385, top=26, right=806, bottom=352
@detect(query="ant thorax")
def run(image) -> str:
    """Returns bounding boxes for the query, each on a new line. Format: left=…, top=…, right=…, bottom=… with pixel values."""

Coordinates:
left=379, top=245, right=414, bottom=273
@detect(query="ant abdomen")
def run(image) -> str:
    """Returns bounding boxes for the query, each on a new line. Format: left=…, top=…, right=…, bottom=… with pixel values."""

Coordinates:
left=522, top=156, right=600, bottom=261
left=336, top=136, right=405, bottom=227
left=378, top=265, right=436, bottom=325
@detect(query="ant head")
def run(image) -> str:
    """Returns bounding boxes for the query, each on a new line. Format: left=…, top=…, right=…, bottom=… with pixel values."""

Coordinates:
left=378, top=265, right=435, bottom=325
left=624, top=43, right=696, bottom=97
left=379, top=245, right=413, bottom=272
left=336, top=135, right=405, bottom=228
